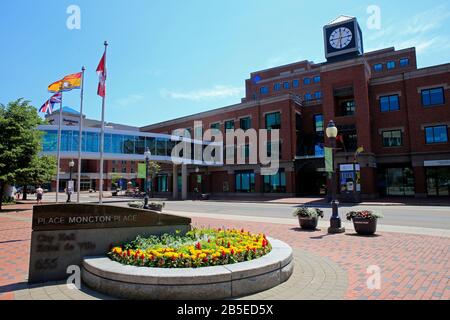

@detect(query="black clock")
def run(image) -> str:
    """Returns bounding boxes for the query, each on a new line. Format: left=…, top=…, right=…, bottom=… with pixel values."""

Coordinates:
left=323, top=16, right=363, bottom=61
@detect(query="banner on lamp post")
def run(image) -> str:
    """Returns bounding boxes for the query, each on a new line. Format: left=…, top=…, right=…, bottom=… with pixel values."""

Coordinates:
left=138, top=163, right=146, bottom=179
left=325, top=147, right=333, bottom=173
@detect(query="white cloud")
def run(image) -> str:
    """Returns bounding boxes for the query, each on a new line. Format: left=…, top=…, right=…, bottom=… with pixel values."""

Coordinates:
left=115, top=94, right=144, bottom=107
left=365, top=4, right=450, bottom=55
left=160, top=85, right=243, bottom=101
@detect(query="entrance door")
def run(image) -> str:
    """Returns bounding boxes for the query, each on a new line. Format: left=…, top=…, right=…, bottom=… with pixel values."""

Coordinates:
left=427, top=167, right=450, bottom=197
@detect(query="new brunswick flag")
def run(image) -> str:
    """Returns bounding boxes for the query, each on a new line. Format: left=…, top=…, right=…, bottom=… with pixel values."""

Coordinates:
left=48, top=72, right=82, bottom=93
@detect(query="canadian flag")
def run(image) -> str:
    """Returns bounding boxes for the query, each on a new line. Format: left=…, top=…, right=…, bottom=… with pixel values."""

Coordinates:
left=96, top=52, right=106, bottom=97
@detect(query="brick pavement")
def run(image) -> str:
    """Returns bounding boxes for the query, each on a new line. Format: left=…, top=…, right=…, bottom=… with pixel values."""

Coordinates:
left=0, top=203, right=449, bottom=300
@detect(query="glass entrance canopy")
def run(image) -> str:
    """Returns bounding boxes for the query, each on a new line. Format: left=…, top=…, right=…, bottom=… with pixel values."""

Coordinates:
left=39, top=125, right=223, bottom=165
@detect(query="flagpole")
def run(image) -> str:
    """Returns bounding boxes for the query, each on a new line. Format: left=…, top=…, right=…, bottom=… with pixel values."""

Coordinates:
left=99, top=41, right=108, bottom=204
left=77, top=66, right=85, bottom=203
left=55, top=86, right=64, bottom=203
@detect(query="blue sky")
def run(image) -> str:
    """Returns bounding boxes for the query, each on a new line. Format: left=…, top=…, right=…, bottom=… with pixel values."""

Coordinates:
left=1, top=0, right=450, bottom=127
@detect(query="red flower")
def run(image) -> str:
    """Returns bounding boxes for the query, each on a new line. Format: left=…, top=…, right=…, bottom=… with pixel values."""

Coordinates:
left=196, top=242, right=202, bottom=250
left=140, top=254, right=145, bottom=260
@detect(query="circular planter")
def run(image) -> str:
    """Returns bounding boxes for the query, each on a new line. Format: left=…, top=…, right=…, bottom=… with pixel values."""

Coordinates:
left=352, top=217, right=378, bottom=235
left=81, top=238, right=293, bottom=300
left=298, top=216, right=318, bottom=230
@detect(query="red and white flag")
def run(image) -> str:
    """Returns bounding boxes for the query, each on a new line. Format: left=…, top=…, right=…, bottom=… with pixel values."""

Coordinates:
left=96, top=52, right=107, bottom=97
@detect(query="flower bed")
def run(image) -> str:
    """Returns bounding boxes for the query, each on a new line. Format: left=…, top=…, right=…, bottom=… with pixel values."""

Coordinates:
left=108, top=228, right=272, bottom=268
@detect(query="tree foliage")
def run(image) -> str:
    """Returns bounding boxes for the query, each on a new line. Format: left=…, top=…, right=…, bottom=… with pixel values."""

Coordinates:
left=0, top=98, right=46, bottom=209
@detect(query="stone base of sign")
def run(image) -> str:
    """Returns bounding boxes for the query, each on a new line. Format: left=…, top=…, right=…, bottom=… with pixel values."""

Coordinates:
left=81, top=238, right=293, bottom=300
left=28, top=204, right=191, bottom=284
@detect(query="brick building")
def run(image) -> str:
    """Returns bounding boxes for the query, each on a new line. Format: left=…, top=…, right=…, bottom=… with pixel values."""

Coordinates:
left=42, top=15, right=450, bottom=200
left=141, top=15, right=450, bottom=200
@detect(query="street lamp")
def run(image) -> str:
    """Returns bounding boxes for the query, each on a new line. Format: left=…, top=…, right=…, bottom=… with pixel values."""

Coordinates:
left=326, top=120, right=345, bottom=234
left=67, top=160, right=75, bottom=203
left=195, top=166, right=201, bottom=199
left=143, top=148, right=151, bottom=209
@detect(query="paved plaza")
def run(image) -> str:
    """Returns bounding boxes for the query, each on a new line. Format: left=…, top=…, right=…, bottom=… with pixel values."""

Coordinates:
left=0, top=202, right=449, bottom=300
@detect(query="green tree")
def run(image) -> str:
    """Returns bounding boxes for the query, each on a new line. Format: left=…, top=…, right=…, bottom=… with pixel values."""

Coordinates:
left=0, top=99, right=43, bottom=210
left=15, top=155, right=57, bottom=200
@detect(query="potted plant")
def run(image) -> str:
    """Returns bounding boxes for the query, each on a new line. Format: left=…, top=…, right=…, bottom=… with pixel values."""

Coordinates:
left=346, top=210, right=383, bottom=235
left=293, top=207, right=324, bottom=230
left=127, top=201, right=165, bottom=212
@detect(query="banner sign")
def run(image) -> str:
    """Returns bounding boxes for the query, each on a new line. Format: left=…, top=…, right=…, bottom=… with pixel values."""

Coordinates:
left=325, top=147, right=333, bottom=172
left=138, top=163, right=146, bottom=179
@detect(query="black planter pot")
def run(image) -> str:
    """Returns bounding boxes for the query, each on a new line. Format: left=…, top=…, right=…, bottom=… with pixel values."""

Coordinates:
left=352, top=217, right=378, bottom=235
left=298, top=216, right=319, bottom=230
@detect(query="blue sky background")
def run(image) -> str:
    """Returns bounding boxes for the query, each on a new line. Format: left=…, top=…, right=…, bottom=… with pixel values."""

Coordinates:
left=1, top=0, right=450, bottom=127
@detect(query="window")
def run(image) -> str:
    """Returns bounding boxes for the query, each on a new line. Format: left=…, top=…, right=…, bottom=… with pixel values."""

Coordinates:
left=304, top=93, right=312, bottom=101
left=265, top=112, right=281, bottom=130
left=313, top=76, right=321, bottom=83
left=266, top=141, right=281, bottom=158
left=283, top=82, right=290, bottom=90
left=263, top=169, right=286, bottom=193
left=380, top=95, right=400, bottom=112
left=314, top=91, right=322, bottom=100
left=240, top=117, right=251, bottom=130
left=425, top=125, right=448, bottom=144
left=260, top=86, right=269, bottom=94
left=342, top=100, right=356, bottom=116
left=210, top=123, right=220, bottom=130
left=303, top=78, right=311, bottom=85
left=387, top=61, right=396, bottom=70
left=157, top=175, right=168, bottom=192
left=422, top=87, right=445, bottom=107
left=273, top=83, right=281, bottom=91
left=292, top=79, right=299, bottom=88
left=400, top=58, right=410, bottom=67
left=383, top=168, right=415, bottom=196
left=314, top=114, right=324, bottom=133
left=382, top=130, right=403, bottom=147
left=374, top=64, right=383, bottom=72
left=224, top=120, right=235, bottom=130
left=121, top=167, right=127, bottom=174
left=235, top=171, right=255, bottom=193
left=426, top=167, right=450, bottom=197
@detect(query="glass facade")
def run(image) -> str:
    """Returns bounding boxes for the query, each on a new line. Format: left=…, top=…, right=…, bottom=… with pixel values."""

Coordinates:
left=384, top=168, right=415, bottom=196
left=400, top=58, right=410, bottom=67
left=426, top=167, right=450, bottom=197
left=263, top=169, right=286, bottom=193
left=235, top=171, right=255, bottom=193
left=40, top=128, right=206, bottom=157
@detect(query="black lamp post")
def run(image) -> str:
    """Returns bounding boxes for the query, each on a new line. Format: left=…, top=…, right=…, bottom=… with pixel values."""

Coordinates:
left=67, top=160, right=75, bottom=203
left=326, top=120, right=345, bottom=234
left=144, top=148, right=151, bottom=209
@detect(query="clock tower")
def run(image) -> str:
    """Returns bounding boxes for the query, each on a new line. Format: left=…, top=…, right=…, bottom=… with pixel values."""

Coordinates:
left=324, top=15, right=364, bottom=62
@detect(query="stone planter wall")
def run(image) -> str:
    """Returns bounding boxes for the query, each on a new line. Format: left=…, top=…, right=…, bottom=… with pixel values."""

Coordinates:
left=81, top=238, right=294, bottom=300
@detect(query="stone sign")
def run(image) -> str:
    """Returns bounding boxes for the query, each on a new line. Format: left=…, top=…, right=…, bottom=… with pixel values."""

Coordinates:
left=28, top=204, right=191, bottom=284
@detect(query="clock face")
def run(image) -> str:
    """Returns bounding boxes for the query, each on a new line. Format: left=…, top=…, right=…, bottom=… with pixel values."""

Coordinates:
left=329, top=27, right=353, bottom=49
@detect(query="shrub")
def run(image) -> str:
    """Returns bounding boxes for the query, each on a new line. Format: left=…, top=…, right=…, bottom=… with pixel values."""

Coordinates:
left=346, top=210, right=383, bottom=221
left=292, top=207, right=324, bottom=219
left=127, top=201, right=165, bottom=211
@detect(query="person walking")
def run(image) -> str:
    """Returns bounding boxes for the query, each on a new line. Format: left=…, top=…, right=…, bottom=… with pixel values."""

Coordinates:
left=36, top=186, right=44, bottom=205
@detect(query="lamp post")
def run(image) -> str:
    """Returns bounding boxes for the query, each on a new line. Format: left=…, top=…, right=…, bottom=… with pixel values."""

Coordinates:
left=326, top=120, right=345, bottom=234
left=144, top=148, right=151, bottom=209
left=67, top=160, right=75, bottom=203
left=195, top=166, right=201, bottom=199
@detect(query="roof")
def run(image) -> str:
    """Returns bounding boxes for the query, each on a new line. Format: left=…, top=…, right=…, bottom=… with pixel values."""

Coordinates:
left=49, top=106, right=80, bottom=115
left=327, top=15, right=355, bottom=25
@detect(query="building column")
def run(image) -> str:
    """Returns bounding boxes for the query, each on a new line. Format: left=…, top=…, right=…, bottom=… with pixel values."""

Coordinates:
left=181, top=164, right=187, bottom=200
left=173, top=165, right=179, bottom=200
left=413, top=166, right=427, bottom=198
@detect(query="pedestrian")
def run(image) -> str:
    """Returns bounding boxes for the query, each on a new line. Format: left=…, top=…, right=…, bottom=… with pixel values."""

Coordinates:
left=36, top=186, right=44, bottom=205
